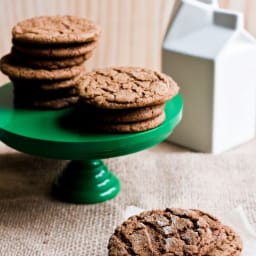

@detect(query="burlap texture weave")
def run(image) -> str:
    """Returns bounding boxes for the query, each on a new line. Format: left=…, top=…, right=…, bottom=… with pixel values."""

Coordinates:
left=0, top=141, right=255, bottom=255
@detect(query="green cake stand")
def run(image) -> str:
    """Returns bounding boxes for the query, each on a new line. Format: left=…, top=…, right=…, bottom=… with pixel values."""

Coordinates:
left=0, top=83, right=183, bottom=204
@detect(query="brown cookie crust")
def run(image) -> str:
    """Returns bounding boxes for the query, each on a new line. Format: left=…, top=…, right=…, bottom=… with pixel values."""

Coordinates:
left=11, top=73, right=83, bottom=90
left=77, top=101, right=165, bottom=123
left=206, top=225, right=242, bottom=256
left=13, top=40, right=98, bottom=58
left=14, top=95, right=78, bottom=109
left=11, top=48, right=92, bottom=69
left=108, top=208, right=225, bottom=256
left=13, top=83, right=77, bottom=101
left=12, top=15, right=101, bottom=44
left=78, top=67, right=179, bottom=109
left=93, top=111, right=165, bottom=133
left=0, top=54, right=84, bottom=80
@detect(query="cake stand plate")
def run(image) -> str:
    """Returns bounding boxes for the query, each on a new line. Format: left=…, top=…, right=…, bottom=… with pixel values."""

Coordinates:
left=0, top=83, right=183, bottom=204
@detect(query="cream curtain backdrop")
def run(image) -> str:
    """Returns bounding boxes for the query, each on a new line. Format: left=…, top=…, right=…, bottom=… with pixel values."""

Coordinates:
left=0, top=0, right=254, bottom=85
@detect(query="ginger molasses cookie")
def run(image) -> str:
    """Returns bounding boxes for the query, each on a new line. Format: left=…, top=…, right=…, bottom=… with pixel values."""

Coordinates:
left=13, top=84, right=77, bottom=101
left=12, top=73, right=82, bottom=90
left=108, top=208, right=225, bottom=256
left=77, top=102, right=165, bottom=123
left=94, top=112, right=165, bottom=133
left=207, top=225, right=242, bottom=256
left=14, top=95, right=78, bottom=109
left=13, top=82, right=78, bottom=108
left=12, top=15, right=101, bottom=44
left=11, top=48, right=92, bottom=69
left=78, top=67, right=179, bottom=109
left=13, top=41, right=97, bottom=58
left=0, top=54, right=84, bottom=80
left=13, top=82, right=79, bottom=109
left=0, top=15, right=100, bottom=110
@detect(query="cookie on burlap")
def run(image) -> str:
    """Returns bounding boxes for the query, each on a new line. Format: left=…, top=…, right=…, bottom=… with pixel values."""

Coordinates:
left=13, top=41, right=98, bottom=58
left=206, top=225, right=242, bottom=256
left=77, top=101, right=165, bottom=123
left=12, top=15, right=101, bottom=44
left=93, top=111, right=165, bottom=133
left=108, top=208, right=226, bottom=256
left=0, top=54, right=84, bottom=80
left=11, top=48, right=92, bottom=69
left=78, top=67, right=179, bottom=109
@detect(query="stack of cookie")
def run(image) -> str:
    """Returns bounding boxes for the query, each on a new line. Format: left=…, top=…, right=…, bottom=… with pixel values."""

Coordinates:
left=108, top=208, right=243, bottom=256
left=77, top=67, right=179, bottom=133
left=0, top=15, right=100, bottom=109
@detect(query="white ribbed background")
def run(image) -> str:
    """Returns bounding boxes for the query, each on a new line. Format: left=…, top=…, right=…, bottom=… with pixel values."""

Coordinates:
left=0, top=0, right=254, bottom=84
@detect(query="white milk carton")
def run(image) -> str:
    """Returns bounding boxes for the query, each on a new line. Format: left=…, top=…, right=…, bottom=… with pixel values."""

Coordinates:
left=163, top=0, right=256, bottom=153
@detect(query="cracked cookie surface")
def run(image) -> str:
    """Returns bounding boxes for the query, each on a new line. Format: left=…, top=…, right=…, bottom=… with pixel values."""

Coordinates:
left=78, top=67, right=179, bottom=109
left=108, top=208, right=226, bottom=256
left=206, top=225, right=242, bottom=256
left=12, top=15, right=101, bottom=44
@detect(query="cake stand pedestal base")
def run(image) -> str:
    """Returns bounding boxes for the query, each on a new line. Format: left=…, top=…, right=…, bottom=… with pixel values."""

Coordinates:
left=0, top=83, right=182, bottom=204
left=52, top=159, right=120, bottom=203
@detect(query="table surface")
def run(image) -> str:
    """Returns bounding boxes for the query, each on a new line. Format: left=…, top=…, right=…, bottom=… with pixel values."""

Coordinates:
left=0, top=138, right=256, bottom=255
left=0, top=80, right=256, bottom=255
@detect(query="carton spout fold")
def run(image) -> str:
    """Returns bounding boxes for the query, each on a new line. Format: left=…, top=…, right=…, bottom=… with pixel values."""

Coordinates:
left=214, top=11, right=244, bottom=30
left=197, top=0, right=219, bottom=7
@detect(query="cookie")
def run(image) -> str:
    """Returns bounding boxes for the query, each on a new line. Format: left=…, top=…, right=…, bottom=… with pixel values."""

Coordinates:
left=92, top=112, right=165, bottom=133
left=11, top=48, right=92, bottom=69
left=108, top=208, right=225, bottom=256
left=78, top=67, right=179, bottom=109
left=12, top=15, right=101, bottom=44
left=207, top=225, right=242, bottom=256
left=13, top=83, right=77, bottom=101
left=12, top=73, right=82, bottom=90
left=0, top=54, right=84, bottom=80
left=13, top=40, right=98, bottom=58
left=14, top=95, right=78, bottom=109
left=77, top=102, right=165, bottom=123
left=13, top=82, right=78, bottom=109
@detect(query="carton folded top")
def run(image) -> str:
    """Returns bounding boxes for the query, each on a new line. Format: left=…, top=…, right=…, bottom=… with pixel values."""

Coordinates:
left=163, top=0, right=247, bottom=59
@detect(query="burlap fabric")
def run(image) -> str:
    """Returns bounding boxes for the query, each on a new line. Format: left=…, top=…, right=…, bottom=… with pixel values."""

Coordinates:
left=0, top=140, right=255, bottom=256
